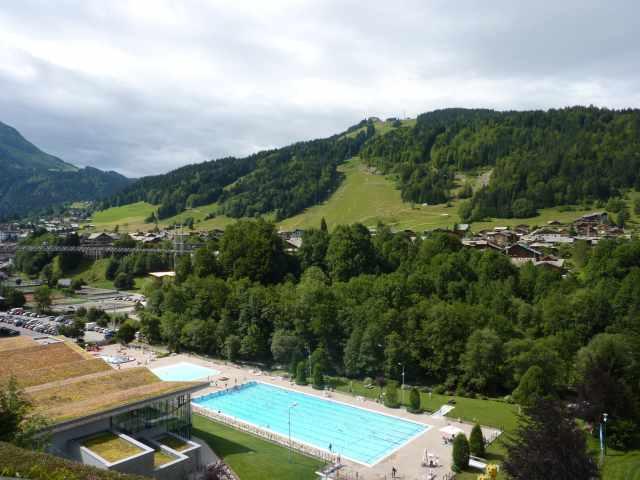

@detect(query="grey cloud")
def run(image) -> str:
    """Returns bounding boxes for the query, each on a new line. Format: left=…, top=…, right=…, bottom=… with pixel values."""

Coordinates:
left=0, top=0, right=638, bottom=177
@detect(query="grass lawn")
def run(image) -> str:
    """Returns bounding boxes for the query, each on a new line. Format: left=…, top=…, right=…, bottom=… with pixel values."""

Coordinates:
left=332, top=378, right=518, bottom=432
left=157, top=434, right=190, bottom=452
left=88, top=201, right=236, bottom=233
left=193, top=414, right=324, bottom=480
left=153, top=450, right=176, bottom=467
left=82, top=432, right=142, bottom=463
left=586, top=435, right=640, bottom=480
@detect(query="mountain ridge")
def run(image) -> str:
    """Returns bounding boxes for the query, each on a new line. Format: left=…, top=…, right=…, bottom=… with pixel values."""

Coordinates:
left=0, top=121, right=131, bottom=220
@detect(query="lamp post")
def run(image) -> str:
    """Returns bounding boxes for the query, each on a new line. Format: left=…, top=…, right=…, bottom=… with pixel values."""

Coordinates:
left=603, top=413, right=608, bottom=456
left=288, top=402, right=298, bottom=463
left=398, top=362, right=405, bottom=405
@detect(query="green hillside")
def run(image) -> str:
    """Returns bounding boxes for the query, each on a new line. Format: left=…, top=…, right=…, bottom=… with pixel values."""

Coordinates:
left=0, top=121, right=130, bottom=220
left=92, top=156, right=630, bottom=234
left=89, top=201, right=236, bottom=232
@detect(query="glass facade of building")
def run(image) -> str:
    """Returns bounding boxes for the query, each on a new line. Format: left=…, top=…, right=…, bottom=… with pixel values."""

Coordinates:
left=111, top=393, right=192, bottom=439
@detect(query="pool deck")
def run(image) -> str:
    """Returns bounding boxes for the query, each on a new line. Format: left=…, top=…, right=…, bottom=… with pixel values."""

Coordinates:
left=103, top=345, right=500, bottom=480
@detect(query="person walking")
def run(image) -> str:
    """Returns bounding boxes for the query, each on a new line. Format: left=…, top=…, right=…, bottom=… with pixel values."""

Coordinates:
left=392, top=466, right=397, bottom=478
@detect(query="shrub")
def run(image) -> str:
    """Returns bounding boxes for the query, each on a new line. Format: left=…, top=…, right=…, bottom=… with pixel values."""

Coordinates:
left=295, top=361, right=308, bottom=385
left=469, top=423, right=485, bottom=457
left=312, top=364, right=324, bottom=390
left=384, top=381, right=400, bottom=408
left=607, top=419, right=640, bottom=451
left=408, top=387, right=422, bottom=413
left=433, top=384, right=446, bottom=395
left=452, top=433, right=470, bottom=472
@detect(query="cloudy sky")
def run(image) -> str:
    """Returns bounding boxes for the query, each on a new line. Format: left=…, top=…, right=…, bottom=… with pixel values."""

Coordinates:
left=1, top=1, right=639, bottom=177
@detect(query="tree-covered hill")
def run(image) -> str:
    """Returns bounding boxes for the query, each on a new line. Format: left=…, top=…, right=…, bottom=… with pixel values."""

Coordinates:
left=360, top=107, right=640, bottom=220
left=101, top=107, right=640, bottom=226
left=0, top=121, right=131, bottom=219
left=104, top=124, right=373, bottom=221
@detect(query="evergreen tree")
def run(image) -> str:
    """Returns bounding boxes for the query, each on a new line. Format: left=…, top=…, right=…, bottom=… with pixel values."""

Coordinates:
left=295, top=361, right=308, bottom=386
left=320, top=217, right=328, bottom=232
left=408, top=387, right=421, bottom=413
left=452, top=433, right=470, bottom=472
left=384, top=382, right=400, bottom=408
left=312, top=364, right=324, bottom=390
left=512, top=365, right=549, bottom=407
left=503, top=399, right=598, bottom=480
left=469, top=423, right=485, bottom=457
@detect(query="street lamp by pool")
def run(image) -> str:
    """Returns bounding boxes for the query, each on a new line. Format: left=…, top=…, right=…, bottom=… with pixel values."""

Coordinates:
left=603, top=413, right=608, bottom=457
left=288, top=402, right=298, bottom=463
left=398, top=362, right=405, bottom=404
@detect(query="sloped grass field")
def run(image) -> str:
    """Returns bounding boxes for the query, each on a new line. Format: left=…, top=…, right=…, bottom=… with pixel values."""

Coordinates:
left=193, top=414, right=324, bottom=480
left=279, top=157, right=460, bottom=232
left=88, top=201, right=236, bottom=232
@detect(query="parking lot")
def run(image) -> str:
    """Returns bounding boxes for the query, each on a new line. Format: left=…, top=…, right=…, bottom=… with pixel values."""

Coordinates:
left=0, top=308, right=111, bottom=343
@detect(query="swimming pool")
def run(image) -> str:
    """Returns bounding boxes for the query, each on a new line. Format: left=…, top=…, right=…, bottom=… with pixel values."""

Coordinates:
left=151, top=362, right=220, bottom=381
left=193, top=382, right=428, bottom=465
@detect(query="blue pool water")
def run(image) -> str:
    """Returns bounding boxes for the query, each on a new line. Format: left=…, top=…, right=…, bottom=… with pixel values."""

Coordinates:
left=193, top=382, right=428, bottom=465
left=152, top=362, right=220, bottom=381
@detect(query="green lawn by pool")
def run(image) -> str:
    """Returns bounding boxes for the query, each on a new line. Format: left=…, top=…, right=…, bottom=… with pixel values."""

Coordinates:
left=193, top=414, right=325, bottom=480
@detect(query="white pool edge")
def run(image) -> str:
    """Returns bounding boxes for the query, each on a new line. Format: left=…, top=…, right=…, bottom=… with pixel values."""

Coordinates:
left=192, top=380, right=432, bottom=467
left=151, top=362, right=220, bottom=381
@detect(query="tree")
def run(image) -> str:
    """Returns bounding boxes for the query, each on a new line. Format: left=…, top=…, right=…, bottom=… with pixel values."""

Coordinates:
left=219, top=219, right=288, bottom=283
left=503, top=399, right=598, bottom=480
left=408, top=387, right=421, bottom=413
left=461, top=328, right=504, bottom=394
left=384, top=382, right=400, bottom=408
left=0, top=377, right=49, bottom=450
left=512, top=365, right=548, bottom=407
left=325, top=223, right=378, bottom=281
left=312, top=364, right=324, bottom=390
left=105, top=257, right=120, bottom=280
left=175, top=255, right=192, bottom=283
left=511, top=198, right=537, bottom=217
left=469, top=423, right=485, bottom=457
left=452, top=433, right=470, bottom=472
left=115, top=320, right=138, bottom=345
left=224, top=335, right=241, bottom=361
left=114, top=272, right=134, bottom=290
left=295, top=361, right=308, bottom=386
left=320, top=217, right=328, bottom=232
left=33, top=286, right=52, bottom=313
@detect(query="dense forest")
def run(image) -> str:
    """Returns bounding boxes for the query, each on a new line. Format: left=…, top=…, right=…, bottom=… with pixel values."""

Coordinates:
left=103, top=124, right=373, bottom=221
left=361, top=107, right=640, bottom=219
left=0, top=121, right=130, bottom=220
